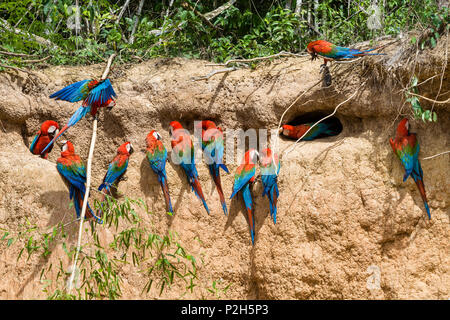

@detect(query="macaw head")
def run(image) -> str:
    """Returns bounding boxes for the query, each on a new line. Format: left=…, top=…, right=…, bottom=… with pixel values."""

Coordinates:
left=146, top=130, right=162, bottom=146
left=396, top=118, right=410, bottom=137
left=60, top=140, right=75, bottom=155
left=41, top=120, right=60, bottom=137
left=244, top=148, right=259, bottom=165
left=105, top=98, right=116, bottom=111
left=281, top=124, right=293, bottom=137
left=118, top=141, right=134, bottom=156
left=306, top=40, right=319, bottom=61
left=169, top=121, right=184, bottom=137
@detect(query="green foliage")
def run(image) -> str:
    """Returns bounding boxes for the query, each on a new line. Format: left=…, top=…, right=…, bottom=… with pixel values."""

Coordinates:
left=405, top=75, right=438, bottom=123
left=205, top=279, right=232, bottom=299
left=1, top=196, right=199, bottom=300
left=0, top=0, right=447, bottom=67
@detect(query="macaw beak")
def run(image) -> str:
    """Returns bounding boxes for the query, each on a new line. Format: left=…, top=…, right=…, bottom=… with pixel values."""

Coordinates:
left=129, top=144, right=134, bottom=155
left=58, top=140, right=67, bottom=150
left=107, top=101, right=116, bottom=111
left=278, top=127, right=283, bottom=134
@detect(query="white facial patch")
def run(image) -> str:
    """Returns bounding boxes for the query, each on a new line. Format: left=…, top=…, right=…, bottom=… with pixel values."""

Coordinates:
left=126, top=143, right=133, bottom=153
left=61, top=141, right=68, bottom=152
left=251, top=150, right=259, bottom=162
left=152, top=131, right=160, bottom=140
left=405, top=120, right=409, bottom=131
left=48, top=125, right=56, bottom=134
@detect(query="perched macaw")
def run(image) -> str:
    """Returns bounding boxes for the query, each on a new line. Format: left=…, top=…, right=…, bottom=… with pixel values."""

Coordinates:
left=146, top=130, right=173, bottom=215
left=56, top=140, right=102, bottom=223
left=280, top=122, right=338, bottom=141
left=230, top=149, right=259, bottom=245
left=29, top=120, right=60, bottom=159
left=389, top=118, right=431, bottom=219
left=98, top=141, right=134, bottom=195
left=196, top=120, right=229, bottom=215
left=260, top=148, right=280, bottom=224
left=307, top=40, right=385, bottom=66
left=169, top=121, right=210, bottom=215
left=42, top=78, right=117, bottom=154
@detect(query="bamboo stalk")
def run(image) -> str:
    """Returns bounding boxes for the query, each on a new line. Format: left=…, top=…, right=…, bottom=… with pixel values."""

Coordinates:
left=67, top=53, right=117, bottom=292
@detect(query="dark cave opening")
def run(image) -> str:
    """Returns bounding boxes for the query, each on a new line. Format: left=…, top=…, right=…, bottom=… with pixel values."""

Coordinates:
left=283, top=111, right=343, bottom=140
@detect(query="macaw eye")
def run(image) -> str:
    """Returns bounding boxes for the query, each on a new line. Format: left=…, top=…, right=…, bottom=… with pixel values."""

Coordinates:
left=405, top=121, right=409, bottom=131
left=153, top=131, right=160, bottom=140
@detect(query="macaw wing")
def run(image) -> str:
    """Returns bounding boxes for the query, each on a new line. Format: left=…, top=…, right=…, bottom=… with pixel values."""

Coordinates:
left=147, top=148, right=167, bottom=174
left=102, top=160, right=128, bottom=187
left=29, top=131, right=41, bottom=153
left=397, top=134, right=419, bottom=181
left=57, top=162, right=86, bottom=191
left=84, top=79, right=116, bottom=106
left=49, top=79, right=91, bottom=102
left=230, top=165, right=255, bottom=199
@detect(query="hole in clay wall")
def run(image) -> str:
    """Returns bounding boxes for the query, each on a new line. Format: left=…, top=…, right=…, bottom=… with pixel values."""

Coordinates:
left=283, top=111, right=343, bottom=140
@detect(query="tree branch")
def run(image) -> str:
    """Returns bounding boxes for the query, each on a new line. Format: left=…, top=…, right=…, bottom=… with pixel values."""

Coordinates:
left=128, top=0, right=145, bottom=44
left=207, top=51, right=309, bottom=67
left=0, top=50, right=36, bottom=58
left=191, top=67, right=237, bottom=81
left=0, top=18, right=59, bottom=49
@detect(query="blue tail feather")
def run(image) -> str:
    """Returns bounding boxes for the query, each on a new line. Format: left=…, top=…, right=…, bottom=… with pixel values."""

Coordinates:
left=219, top=163, right=229, bottom=174
left=242, top=184, right=255, bottom=245
left=41, top=105, right=90, bottom=154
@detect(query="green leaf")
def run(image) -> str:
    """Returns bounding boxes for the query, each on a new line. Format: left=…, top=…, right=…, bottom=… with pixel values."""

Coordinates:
left=432, top=112, right=438, bottom=122
left=430, top=37, right=436, bottom=48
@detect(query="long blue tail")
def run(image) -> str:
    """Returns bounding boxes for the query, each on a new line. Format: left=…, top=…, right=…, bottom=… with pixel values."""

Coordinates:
left=73, top=187, right=103, bottom=224
left=41, top=105, right=90, bottom=154
left=159, top=173, right=174, bottom=214
left=209, top=164, right=228, bottom=215
left=269, top=184, right=279, bottom=224
left=242, top=184, right=255, bottom=245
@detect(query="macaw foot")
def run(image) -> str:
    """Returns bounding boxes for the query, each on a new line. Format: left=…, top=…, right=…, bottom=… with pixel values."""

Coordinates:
left=319, top=64, right=327, bottom=73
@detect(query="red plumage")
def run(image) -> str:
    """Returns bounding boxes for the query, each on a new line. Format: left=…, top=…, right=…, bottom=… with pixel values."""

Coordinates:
left=30, top=120, right=60, bottom=159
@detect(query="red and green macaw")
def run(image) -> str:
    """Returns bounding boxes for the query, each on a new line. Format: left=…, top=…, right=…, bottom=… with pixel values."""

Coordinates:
left=98, top=141, right=133, bottom=195
left=29, top=120, right=60, bottom=159
left=281, top=122, right=338, bottom=141
left=42, top=79, right=116, bottom=154
left=389, top=118, right=431, bottom=219
left=146, top=130, right=173, bottom=215
left=260, top=148, right=280, bottom=225
left=230, top=149, right=259, bottom=245
left=169, top=121, right=210, bottom=215
left=307, top=40, right=384, bottom=67
left=56, top=140, right=102, bottom=223
left=196, top=120, right=229, bottom=215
